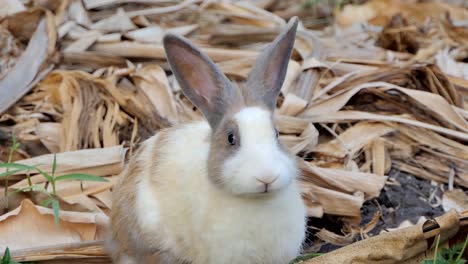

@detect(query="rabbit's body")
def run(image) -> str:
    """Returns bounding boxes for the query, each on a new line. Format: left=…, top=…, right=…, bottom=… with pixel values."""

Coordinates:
left=111, top=117, right=306, bottom=263
left=110, top=17, right=307, bottom=264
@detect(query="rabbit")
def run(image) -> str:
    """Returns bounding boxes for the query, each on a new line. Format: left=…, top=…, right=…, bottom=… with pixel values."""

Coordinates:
left=109, top=16, right=306, bottom=264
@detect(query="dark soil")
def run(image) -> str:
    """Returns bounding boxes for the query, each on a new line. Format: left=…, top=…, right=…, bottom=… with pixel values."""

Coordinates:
left=305, top=169, right=445, bottom=253
left=362, top=169, right=444, bottom=234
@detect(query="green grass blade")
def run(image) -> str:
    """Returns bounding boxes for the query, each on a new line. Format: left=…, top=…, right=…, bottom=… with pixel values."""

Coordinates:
left=52, top=154, right=57, bottom=177
left=0, top=163, right=35, bottom=174
left=456, top=235, right=468, bottom=262
left=0, top=247, right=19, bottom=264
left=0, top=163, right=35, bottom=170
left=434, top=234, right=441, bottom=264
left=29, top=185, right=51, bottom=196
left=55, top=173, right=108, bottom=182
left=0, top=163, right=37, bottom=179
left=11, top=135, right=19, bottom=151
left=42, top=197, right=54, bottom=207
left=34, top=167, right=54, bottom=183
left=290, top=253, right=322, bottom=263
left=1, top=247, right=11, bottom=264
left=0, top=167, right=29, bottom=178
left=52, top=199, right=60, bottom=227
left=10, top=184, right=50, bottom=196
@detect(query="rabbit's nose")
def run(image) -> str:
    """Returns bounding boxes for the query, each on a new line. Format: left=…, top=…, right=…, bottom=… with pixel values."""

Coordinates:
left=256, top=175, right=278, bottom=193
left=256, top=175, right=278, bottom=185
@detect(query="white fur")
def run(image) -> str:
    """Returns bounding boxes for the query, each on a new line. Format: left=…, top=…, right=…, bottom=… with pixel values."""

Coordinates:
left=136, top=143, right=160, bottom=231
left=223, top=107, right=298, bottom=195
left=118, top=254, right=137, bottom=264
left=133, top=116, right=306, bottom=263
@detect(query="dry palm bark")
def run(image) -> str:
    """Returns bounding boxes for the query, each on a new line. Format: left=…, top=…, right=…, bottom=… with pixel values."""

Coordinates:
left=305, top=209, right=466, bottom=264
left=0, top=0, right=467, bottom=261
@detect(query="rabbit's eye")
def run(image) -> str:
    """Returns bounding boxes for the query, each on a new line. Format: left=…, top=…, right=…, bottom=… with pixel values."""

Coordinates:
left=227, top=133, right=236, bottom=145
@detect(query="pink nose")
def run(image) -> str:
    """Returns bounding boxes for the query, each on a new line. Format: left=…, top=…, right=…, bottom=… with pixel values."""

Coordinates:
left=256, top=175, right=278, bottom=185
left=256, top=175, right=278, bottom=193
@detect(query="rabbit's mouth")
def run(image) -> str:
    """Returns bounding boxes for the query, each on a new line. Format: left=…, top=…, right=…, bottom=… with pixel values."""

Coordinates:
left=240, top=187, right=288, bottom=198
left=242, top=192, right=276, bottom=199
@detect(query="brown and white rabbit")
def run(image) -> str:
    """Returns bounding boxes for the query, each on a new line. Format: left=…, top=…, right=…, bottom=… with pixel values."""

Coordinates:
left=109, top=17, right=306, bottom=264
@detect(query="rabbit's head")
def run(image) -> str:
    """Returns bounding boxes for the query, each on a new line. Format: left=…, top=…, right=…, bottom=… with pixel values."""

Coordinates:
left=164, top=17, right=299, bottom=196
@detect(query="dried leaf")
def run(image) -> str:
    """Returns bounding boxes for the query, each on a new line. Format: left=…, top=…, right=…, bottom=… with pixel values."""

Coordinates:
left=1, top=146, right=126, bottom=178
left=0, top=13, right=56, bottom=115
left=0, top=199, right=107, bottom=252
left=442, top=189, right=468, bottom=213
left=0, top=0, right=25, bottom=18
left=90, top=8, right=137, bottom=33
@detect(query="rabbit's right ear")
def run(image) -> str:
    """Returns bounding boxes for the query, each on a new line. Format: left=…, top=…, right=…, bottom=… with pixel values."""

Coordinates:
left=164, top=34, right=234, bottom=129
left=245, top=17, right=298, bottom=111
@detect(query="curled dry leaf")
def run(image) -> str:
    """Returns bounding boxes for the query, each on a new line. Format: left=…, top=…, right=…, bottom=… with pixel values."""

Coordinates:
left=313, top=122, right=396, bottom=158
left=305, top=210, right=461, bottom=264
left=1, top=146, right=126, bottom=178
left=336, top=0, right=468, bottom=27
left=0, top=9, right=56, bottom=115
left=442, top=189, right=468, bottom=213
left=0, top=26, right=23, bottom=80
left=0, top=0, right=25, bottom=19
left=299, top=160, right=386, bottom=217
left=31, top=70, right=170, bottom=151
left=0, top=199, right=107, bottom=252
left=90, top=8, right=137, bottom=33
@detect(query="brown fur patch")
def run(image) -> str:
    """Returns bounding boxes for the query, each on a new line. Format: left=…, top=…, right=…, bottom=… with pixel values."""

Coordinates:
left=109, top=143, right=143, bottom=261
left=208, top=118, right=240, bottom=186
left=109, top=128, right=185, bottom=263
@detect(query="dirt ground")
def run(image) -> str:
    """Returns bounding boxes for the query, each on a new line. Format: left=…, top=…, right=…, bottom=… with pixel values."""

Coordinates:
left=306, top=170, right=445, bottom=253
left=367, top=170, right=445, bottom=232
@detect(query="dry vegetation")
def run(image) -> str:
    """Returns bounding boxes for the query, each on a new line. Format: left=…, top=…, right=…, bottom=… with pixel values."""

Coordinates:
left=0, top=0, right=467, bottom=263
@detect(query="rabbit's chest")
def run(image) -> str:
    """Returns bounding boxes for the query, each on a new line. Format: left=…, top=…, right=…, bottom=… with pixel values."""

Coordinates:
left=194, top=187, right=306, bottom=263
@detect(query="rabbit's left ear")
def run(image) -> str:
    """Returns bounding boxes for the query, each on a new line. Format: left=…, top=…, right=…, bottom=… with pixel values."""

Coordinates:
left=245, top=17, right=299, bottom=110
left=163, top=34, right=236, bottom=129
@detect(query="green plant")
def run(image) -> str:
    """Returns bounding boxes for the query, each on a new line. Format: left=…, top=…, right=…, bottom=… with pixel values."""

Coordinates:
left=0, top=138, right=108, bottom=226
left=302, top=0, right=319, bottom=9
left=290, top=253, right=322, bottom=263
left=1, top=247, right=19, bottom=264
left=301, top=0, right=345, bottom=10
left=421, top=234, right=468, bottom=264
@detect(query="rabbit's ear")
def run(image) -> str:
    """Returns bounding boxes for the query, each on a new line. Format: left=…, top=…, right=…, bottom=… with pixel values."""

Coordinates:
left=245, top=17, right=298, bottom=110
left=164, top=34, right=235, bottom=128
